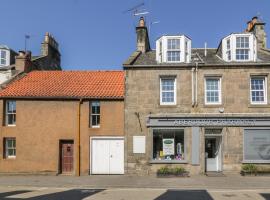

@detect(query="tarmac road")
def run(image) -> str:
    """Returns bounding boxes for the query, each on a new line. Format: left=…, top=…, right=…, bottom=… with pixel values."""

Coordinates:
left=0, top=187, right=270, bottom=200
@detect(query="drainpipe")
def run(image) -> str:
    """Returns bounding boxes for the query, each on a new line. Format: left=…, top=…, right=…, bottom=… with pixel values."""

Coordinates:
left=195, top=62, right=198, bottom=107
left=191, top=67, right=195, bottom=107
left=76, top=99, right=83, bottom=176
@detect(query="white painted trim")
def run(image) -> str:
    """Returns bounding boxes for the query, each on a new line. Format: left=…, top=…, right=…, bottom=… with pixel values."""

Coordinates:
left=250, top=76, right=268, bottom=105
left=222, top=33, right=257, bottom=62
left=0, top=49, right=10, bottom=67
left=204, top=77, right=222, bottom=105
left=160, top=77, right=177, bottom=105
left=89, top=136, right=124, bottom=175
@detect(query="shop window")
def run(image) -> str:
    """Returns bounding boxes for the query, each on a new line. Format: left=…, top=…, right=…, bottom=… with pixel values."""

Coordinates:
left=90, top=101, right=100, bottom=128
left=244, top=129, right=270, bottom=163
left=4, top=138, right=16, bottom=158
left=153, top=129, right=185, bottom=161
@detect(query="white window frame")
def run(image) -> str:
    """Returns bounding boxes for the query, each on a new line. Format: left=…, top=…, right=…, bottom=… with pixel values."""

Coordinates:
left=222, top=33, right=256, bottom=62
left=204, top=77, right=222, bottom=105
left=166, top=38, right=181, bottom=63
left=5, top=100, right=16, bottom=126
left=0, top=50, right=7, bottom=66
left=156, top=35, right=191, bottom=64
left=160, top=77, right=177, bottom=105
left=90, top=101, right=100, bottom=128
left=250, top=76, right=267, bottom=105
left=235, top=36, right=250, bottom=61
left=226, top=39, right=231, bottom=61
left=4, top=138, right=16, bottom=159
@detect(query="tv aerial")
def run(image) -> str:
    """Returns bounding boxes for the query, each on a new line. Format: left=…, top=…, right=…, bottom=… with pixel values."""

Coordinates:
left=123, top=2, right=149, bottom=17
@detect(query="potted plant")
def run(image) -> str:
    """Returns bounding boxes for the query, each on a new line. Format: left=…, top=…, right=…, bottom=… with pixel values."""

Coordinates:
left=241, top=164, right=270, bottom=176
left=157, top=166, right=189, bottom=177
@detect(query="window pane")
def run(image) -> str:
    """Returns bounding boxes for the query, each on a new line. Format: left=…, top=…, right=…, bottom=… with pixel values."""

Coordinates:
left=1, top=50, right=6, bottom=59
left=96, top=115, right=100, bottom=126
left=167, top=51, right=180, bottom=62
left=153, top=129, right=184, bottom=161
left=244, top=130, right=270, bottom=161
left=92, top=115, right=97, bottom=126
left=7, top=101, right=16, bottom=113
left=7, top=114, right=15, bottom=125
left=167, top=39, right=180, bottom=50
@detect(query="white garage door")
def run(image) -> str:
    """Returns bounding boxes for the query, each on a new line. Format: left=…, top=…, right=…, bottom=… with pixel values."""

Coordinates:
left=91, top=137, right=124, bottom=174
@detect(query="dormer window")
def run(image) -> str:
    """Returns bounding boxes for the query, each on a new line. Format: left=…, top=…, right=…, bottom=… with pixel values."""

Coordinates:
left=222, top=33, right=256, bottom=62
left=156, top=35, right=191, bottom=63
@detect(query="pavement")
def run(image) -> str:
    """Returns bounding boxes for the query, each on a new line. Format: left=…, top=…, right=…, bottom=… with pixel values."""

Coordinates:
left=0, top=174, right=269, bottom=199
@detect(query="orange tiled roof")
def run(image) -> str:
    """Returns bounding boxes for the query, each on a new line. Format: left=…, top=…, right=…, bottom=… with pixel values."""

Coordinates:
left=0, top=71, right=124, bottom=99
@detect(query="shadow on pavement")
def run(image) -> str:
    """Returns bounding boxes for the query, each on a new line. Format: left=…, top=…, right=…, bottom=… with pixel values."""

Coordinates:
left=0, top=190, right=32, bottom=198
left=261, top=193, right=270, bottom=200
left=154, top=190, right=214, bottom=200
left=0, top=189, right=104, bottom=200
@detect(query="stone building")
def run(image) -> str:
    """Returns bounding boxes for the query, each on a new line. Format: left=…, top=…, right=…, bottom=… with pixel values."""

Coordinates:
left=0, top=32, right=61, bottom=85
left=123, top=17, right=270, bottom=175
left=0, top=71, right=124, bottom=175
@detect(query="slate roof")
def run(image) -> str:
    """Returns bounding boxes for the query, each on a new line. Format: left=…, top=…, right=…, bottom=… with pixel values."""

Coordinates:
left=0, top=71, right=124, bottom=99
left=124, top=48, right=270, bottom=67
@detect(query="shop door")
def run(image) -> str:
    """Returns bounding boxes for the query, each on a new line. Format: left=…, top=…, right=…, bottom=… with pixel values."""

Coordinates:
left=205, top=137, right=221, bottom=172
left=91, top=138, right=124, bottom=174
left=60, top=141, right=74, bottom=174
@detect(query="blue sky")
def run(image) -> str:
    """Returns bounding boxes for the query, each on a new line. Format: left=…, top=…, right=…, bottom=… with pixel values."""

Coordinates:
left=1, top=0, right=270, bottom=70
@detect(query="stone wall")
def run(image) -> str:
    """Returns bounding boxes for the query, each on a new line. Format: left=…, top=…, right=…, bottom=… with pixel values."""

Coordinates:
left=125, top=66, right=270, bottom=175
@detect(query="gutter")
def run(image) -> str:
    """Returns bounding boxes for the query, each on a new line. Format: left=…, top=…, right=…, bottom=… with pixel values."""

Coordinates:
left=123, top=62, right=270, bottom=68
left=0, top=96, right=124, bottom=100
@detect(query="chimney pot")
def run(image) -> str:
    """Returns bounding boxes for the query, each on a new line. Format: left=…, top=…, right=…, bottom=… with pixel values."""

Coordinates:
left=139, top=17, right=145, bottom=27
left=18, top=51, right=25, bottom=56
left=252, top=16, right=258, bottom=22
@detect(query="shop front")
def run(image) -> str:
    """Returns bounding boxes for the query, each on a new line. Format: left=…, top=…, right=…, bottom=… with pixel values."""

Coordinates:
left=146, top=115, right=270, bottom=174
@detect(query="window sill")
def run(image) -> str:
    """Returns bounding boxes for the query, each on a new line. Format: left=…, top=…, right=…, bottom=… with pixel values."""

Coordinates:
left=242, top=160, right=270, bottom=164
left=150, top=160, right=188, bottom=164
left=159, top=105, right=177, bottom=108
left=90, top=126, right=100, bottom=129
left=203, top=104, right=223, bottom=108
left=6, top=125, right=16, bottom=127
left=248, top=104, right=270, bottom=108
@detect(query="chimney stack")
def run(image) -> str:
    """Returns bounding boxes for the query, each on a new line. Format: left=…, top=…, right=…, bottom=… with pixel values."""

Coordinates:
left=15, top=51, right=33, bottom=72
left=246, top=16, right=267, bottom=49
left=41, top=32, right=61, bottom=68
left=136, top=17, right=151, bottom=53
